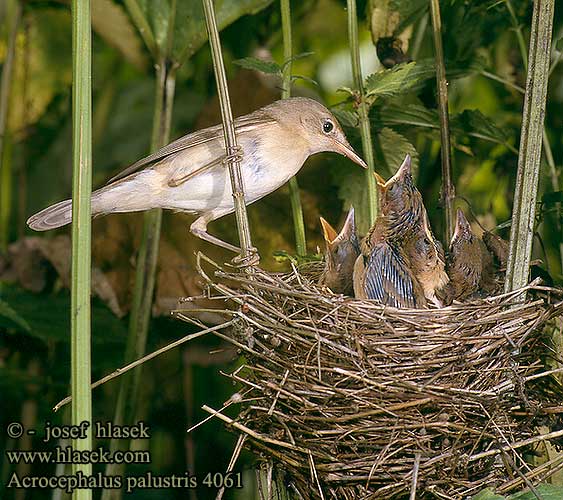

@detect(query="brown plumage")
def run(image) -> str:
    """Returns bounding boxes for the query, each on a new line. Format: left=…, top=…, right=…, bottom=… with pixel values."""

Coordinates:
left=444, top=209, right=495, bottom=302
left=319, top=207, right=360, bottom=296
left=353, top=155, right=428, bottom=308
left=353, top=219, right=426, bottom=308
left=374, top=155, right=449, bottom=305
left=404, top=214, right=449, bottom=306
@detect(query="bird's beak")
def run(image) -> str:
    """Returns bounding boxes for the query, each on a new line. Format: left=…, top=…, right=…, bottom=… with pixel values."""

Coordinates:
left=320, top=217, right=338, bottom=245
left=386, top=153, right=411, bottom=186
left=334, top=139, right=367, bottom=168
left=338, top=206, right=356, bottom=241
left=374, top=172, right=386, bottom=187
left=453, top=208, right=471, bottom=241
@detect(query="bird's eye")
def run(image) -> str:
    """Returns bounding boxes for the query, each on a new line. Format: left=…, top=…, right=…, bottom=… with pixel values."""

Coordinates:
left=423, top=237, right=430, bottom=245
left=323, top=120, right=334, bottom=134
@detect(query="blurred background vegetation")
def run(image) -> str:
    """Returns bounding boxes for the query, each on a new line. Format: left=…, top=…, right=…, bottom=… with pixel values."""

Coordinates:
left=1, top=0, right=563, bottom=498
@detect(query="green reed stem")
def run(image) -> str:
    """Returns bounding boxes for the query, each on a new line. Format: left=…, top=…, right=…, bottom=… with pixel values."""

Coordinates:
left=0, top=0, right=21, bottom=252
left=347, top=0, right=378, bottom=227
left=70, top=0, right=93, bottom=497
left=202, top=0, right=254, bottom=260
left=429, top=0, right=455, bottom=243
left=280, top=0, right=307, bottom=256
left=504, top=0, right=555, bottom=294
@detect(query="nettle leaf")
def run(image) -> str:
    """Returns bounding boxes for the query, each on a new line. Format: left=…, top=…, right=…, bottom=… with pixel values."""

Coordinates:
left=333, top=109, right=360, bottom=128
left=451, top=109, right=512, bottom=148
left=233, top=56, right=281, bottom=75
left=291, top=75, right=319, bottom=86
left=281, top=51, right=315, bottom=71
left=365, top=62, right=428, bottom=100
left=364, top=57, right=484, bottom=104
left=374, top=103, right=438, bottom=129
left=373, top=127, right=420, bottom=179
left=374, top=104, right=513, bottom=152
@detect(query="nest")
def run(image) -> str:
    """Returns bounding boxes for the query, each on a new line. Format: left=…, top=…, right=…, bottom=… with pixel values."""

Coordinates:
left=176, top=255, right=563, bottom=499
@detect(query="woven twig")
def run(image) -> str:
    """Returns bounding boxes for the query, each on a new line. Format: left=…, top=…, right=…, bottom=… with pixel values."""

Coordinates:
left=177, top=254, right=563, bottom=499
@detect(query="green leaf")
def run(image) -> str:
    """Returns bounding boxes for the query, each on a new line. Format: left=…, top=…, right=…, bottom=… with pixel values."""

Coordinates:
left=233, top=56, right=281, bottom=75
left=451, top=109, right=512, bottom=148
left=280, top=51, right=315, bottom=71
left=556, top=37, right=563, bottom=52
left=291, top=74, right=319, bottom=86
left=0, top=299, right=31, bottom=332
left=365, top=62, right=427, bottom=100
left=510, top=484, right=563, bottom=499
left=0, top=286, right=126, bottom=345
left=364, top=58, right=485, bottom=103
left=473, top=488, right=506, bottom=500
left=373, top=127, right=420, bottom=179
left=333, top=109, right=360, bottom=128
left=373, top=104, right=513, bottom=152
left=173, top=0, right=274, bottom=63
left=92, top=0, right=148, bottom=71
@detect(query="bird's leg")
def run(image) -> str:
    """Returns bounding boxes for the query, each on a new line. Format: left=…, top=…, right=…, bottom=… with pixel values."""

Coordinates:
left=190, top=215, right=260, bottom=267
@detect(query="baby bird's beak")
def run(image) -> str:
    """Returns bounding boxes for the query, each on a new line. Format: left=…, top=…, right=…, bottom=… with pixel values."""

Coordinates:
left=320, top=207, right=356, bottom=249
left=374, top=172, right=386, bottom=187
left=320, top=217, right=338, bottom=248
left=385, top=153, right=411, bottom=187
left=332, top=138, right=367, bottom=168
left=453, top=208, right=472, bottom=241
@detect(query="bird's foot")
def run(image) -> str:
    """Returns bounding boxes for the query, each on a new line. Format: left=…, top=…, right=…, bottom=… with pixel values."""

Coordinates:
left=230, top=247, right=260, bottom=268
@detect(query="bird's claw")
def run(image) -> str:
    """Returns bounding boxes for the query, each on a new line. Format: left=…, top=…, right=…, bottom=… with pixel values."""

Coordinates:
left=231, top=247, right=260, bottom=268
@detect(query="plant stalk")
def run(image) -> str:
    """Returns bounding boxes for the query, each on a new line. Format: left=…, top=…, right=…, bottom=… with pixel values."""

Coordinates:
left=504, top=0, right=555, bottom=294
left=429, top=0, right=455, bottom=242
left=100, top=61, right=176, bottom=500
left=347, top=0, right=378, bottom=226
left=0, top=0, right=22, bottom=252
left=70, top=0, right=93, bottom=495
left=280, top=0, right=307, bottom=256
left=202, top=0, right=254, bottom=260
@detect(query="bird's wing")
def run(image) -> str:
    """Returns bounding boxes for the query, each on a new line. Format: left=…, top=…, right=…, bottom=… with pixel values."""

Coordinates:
left=363, top=243, right=422, bottom=308
left=107, top=112, right=277, bottom=184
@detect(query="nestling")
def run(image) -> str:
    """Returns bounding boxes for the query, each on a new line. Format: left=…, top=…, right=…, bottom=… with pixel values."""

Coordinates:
left=27, top=97, right=366, bottom=254
left=403, top=214, right=449, bottom=307
left=353, top=220, right=426, bottom=308
left=444, top=209, right=495, bottom=302
left=319, top=207, right=360, bottom=295
left=353, top=155, right=428, bottom=308
left=374, top=154, right=448, bottom=306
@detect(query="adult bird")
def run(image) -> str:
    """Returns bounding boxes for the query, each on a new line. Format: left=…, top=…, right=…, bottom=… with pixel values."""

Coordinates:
left=319, top=207, right=360, bottom=296
left=27, top=97, right=366, bottom=254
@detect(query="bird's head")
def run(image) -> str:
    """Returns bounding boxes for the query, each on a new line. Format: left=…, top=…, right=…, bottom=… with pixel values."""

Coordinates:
left=272, top=98, right=367, bottom=169
left=374, top=154, right=417, bottom=216
left=451, top=208, right=476, bottom=250
left=320, top=207, right=360, bottom=274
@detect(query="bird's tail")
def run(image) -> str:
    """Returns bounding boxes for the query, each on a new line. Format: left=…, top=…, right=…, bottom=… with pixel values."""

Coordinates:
left=27, top=199, right=74, bottom=231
